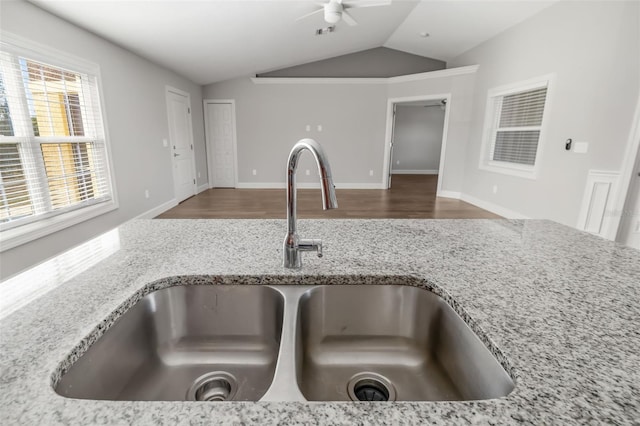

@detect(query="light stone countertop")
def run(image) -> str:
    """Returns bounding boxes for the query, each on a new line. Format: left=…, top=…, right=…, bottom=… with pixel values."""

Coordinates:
left=1, top=219, right=639, bottom=425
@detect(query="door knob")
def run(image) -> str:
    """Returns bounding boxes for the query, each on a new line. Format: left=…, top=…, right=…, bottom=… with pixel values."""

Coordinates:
left=174, top=153, right=180, bottom=157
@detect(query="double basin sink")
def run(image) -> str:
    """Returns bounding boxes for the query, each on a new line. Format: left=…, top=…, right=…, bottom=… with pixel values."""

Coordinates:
left=54, top=279, right=515, bottom=402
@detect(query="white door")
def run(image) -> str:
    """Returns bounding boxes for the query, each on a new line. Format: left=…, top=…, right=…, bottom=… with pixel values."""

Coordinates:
left=167, top=90, right=195, bottom=202
left=206, top=102, right=236, bottom=188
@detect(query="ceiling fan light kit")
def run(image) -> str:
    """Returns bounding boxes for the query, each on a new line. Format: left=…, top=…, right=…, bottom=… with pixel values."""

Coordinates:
left=324, top=1, right=342, bottom=24
left=297, top=0, right=393, bottom=27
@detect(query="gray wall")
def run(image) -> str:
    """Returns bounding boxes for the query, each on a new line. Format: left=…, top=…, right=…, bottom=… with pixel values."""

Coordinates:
left=450, top=0, right=640, bottom=227
left=392, top=105, right=445, bottom=173
left=204, top=78, right=388, bottom=186
left=387, top=72, right=477, bottom=193
left=0, top=0, right=207, bottom=279
left=258, top=47, right=445, bottom=78
left=203, top=70, right=475, bottom=191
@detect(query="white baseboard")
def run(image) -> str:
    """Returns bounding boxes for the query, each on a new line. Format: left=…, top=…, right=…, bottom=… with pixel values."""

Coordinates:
left=437, top=190, right=461, bottom=199
left=236, top=182, right=285, bottom=189
left=435, top=190, right=530, bottom=219
left=197, top=183, right=209, bottom=194
left=335, top=183, right=385, bottom=189
left=460, top=193, right=530, bottom=219
left=236, top=182, right=385, bottom=189
left=134, top=199, right=178, bottom=220
left=392, top=169, right=439, bottom=175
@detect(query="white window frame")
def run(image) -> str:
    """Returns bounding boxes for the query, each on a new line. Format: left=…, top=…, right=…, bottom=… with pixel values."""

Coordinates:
left=0, top=31, right=118, bottom=252
left=478, top=74, right=555, bottom=179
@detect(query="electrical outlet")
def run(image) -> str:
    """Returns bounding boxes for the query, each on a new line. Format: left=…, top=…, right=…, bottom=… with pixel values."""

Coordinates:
left=317, top=125, right=322, bottom=132
left=305, top=125, right=311, bottom=132
left=144, top=189, right=150, bottom=199
left=252, top=169, right=257, bottom=176
left=305, top=169, right=310, bottom=176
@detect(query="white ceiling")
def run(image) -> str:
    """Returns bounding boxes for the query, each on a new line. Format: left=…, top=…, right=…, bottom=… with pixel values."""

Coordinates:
left=28, top=0, right=556, bottom=85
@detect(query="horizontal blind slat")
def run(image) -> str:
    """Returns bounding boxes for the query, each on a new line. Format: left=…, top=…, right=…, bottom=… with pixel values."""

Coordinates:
left=498, top=87, right=547, bottom=128
left=493, top=130, right=540, bottom=166
left=489, top=84, right=548, bottom=167
left=0, top=50, right=112, bottom=227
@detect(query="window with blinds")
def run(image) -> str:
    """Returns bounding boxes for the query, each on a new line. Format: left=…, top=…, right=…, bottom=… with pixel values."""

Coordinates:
left=481, top=77, right=551, bottom=177
left=0, top=38, right=114, bottom=245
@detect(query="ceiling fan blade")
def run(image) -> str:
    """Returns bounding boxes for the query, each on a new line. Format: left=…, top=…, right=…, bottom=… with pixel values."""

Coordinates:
left=341, top=10, right=358, bottom=26
left=345, top=0, right=392, bottom=9
left=295, top=7, right=324, bottom=21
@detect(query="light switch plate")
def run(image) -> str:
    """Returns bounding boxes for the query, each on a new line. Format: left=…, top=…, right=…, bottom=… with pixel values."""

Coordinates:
left=574, top=142, right=589, bottom=154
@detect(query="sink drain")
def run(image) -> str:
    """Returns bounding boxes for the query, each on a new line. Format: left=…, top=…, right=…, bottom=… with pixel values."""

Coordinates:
left=353, top=378, right=390, bottom=401
left=186, top=372, right=237, bottom=402
left=347, top=372, right=396, bottom=402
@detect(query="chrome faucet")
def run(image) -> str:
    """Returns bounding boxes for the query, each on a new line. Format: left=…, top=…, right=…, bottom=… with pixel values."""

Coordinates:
left=283, top=139, right=338, bottom=269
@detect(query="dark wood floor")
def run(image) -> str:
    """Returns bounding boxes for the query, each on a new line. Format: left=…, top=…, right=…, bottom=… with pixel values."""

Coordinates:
left=156, top=175, right=501, bottom=219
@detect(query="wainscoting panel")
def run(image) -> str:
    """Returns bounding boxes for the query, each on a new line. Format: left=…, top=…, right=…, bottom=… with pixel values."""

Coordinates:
left=577, top=171, right=620, bottom=239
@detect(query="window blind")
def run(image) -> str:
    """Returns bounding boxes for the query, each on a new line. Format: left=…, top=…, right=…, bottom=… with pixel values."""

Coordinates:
left=0, top=47, right=112, bottom=229
left=490, top=86, right=547, bottom=167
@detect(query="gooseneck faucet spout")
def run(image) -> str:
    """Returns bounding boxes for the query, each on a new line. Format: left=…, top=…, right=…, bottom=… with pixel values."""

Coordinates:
left=284, top=139, right=338, bottom=269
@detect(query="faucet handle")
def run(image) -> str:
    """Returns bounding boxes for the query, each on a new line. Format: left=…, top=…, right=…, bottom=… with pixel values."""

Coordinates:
left=298, top=239, right=323, bottom=258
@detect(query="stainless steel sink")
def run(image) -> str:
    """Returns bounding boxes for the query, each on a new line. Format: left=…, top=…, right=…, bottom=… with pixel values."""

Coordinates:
left=54, top=280, right=515, bottom=402
left=295, top=285, right=515, bottom=401
left=55, top=285, right=284, bottom=401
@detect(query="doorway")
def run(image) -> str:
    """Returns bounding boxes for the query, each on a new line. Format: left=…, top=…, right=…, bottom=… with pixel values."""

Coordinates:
left=204, top=99, right=237, bottom=188
left=617, top=128, right=640, bottom=249
left=383, top=95, right=450, bottom=193
left=166, top=86, right=196, bottom=203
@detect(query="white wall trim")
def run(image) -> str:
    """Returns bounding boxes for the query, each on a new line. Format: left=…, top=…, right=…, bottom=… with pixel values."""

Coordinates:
left=0, top=202, right=117, bottom=252
left=133, top=199, right=178, bottom=220
left=392, top=169, right=439, bottom=175
left=1, top=30, right=101, bottom=75
left=203, top=99, right=239, bottom=189
left=437, top=190, right=462, bottom=199
left=613, top=94, right=640, bottom=241
left=0, top=31, right=120, bottom=253
left=251, top=77, right=388, bottom=85
left=236, top=182, right=384, bottom=189
left=477, top=73, right=556, bottom=181
left=197, top=183, right=209, bottom=194
left=577, top=170, right=621, bottom=240
left=329, top=183, right=385, bottom=189
left=236, top=182, right=285, bottom=189
left=250, top=65, right=479, bottom=85
left=429, top=189, right=530, bottom=218
left=387, top=65, right=480, bottom=83
left=383, top=93, right=452, bottom=195
left=460, top=193, right=530, bottom=219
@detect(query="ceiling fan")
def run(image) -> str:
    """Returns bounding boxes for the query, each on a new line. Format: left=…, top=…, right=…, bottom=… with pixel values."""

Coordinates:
left=296, top=0, right=393, bottom=27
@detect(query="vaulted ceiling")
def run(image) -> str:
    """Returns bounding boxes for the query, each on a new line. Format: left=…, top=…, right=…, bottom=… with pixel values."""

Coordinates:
left=28, top=0, right=556, bottom=85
